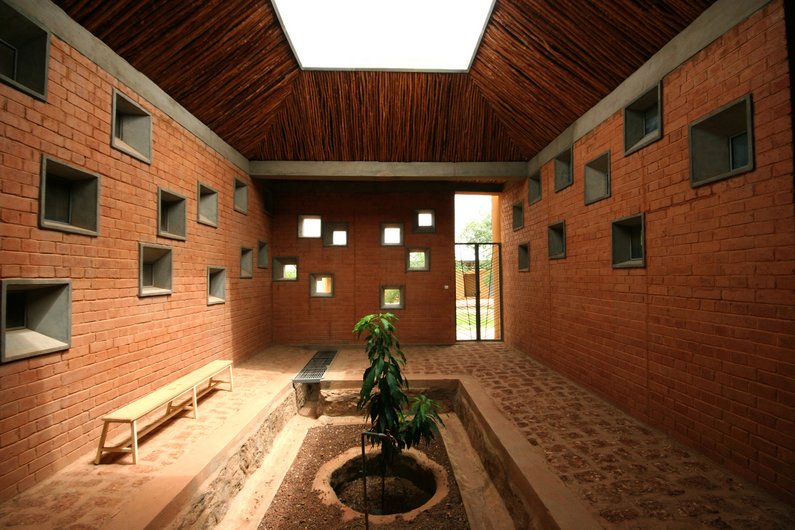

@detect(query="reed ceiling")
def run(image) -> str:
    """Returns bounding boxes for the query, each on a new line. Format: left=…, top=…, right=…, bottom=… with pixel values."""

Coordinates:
left=54, top=0, right=714, bottom=162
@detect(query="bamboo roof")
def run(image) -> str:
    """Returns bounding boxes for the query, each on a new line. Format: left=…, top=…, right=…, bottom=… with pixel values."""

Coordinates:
left=53, top=0, right=714, bottom=162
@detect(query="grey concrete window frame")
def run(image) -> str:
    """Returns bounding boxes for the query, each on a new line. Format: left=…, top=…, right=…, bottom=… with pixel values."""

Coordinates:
left=381, top=222, right=404, bottom=246
left=207, top=266, right=226, bottom=305
left=138, top=243, right=172, bottom=297
left=413, top=209, right=436, bottom=233
left=273, top=256, right=298, bottom=282
left=624, top=82, right=663, bottom=155
left=39, top=155, right=100, bottom=237
left=0, top=2, right=49, bottom=101
left=309, top=273, right=335, bottom=298
left=111, top=89, right=152, bottom=164
left=689, top=94, right=754, bottom=187
left=1, top=279, right=71, bottom=363
left=518, top=243, right=530, bottom=271
left=554, top=146, right=573, bottom=192
left=257, top=241, right=268, bottom=268
left=298, top=214, right=322, bottom=238
left=157, top=187, right=187, bottom=241
left=233, top=177, right=248, bottom=214
left=527, top=171, right=541, bottom=205
left=512, top=201, right=523, bottom=231
left=406, top=248, right=431, bottom=272
left=548, top=221, right=566, bottom=259
left=612, top=213, right=645, bottom=268
left=322, top=221, right=349, bottom=247
left=380, top=285, right=405, bottom=310
left=197, top=182, right=218, bottom=227
left=240, top=247, right=253, bottom=278
left=584, top=151, right=611, bottom=205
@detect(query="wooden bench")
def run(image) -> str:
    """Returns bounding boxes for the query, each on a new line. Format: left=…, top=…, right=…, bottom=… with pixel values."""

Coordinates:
left=94, top=359, right=233, bottom=464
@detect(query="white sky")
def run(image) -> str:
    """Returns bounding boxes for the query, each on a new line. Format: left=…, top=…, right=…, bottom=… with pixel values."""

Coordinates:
left=455, top=194, right=493, bottom=240
left=273, top=0, right=495, bottom=71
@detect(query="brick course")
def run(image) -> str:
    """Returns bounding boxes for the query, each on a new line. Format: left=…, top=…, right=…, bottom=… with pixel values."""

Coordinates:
left=501, top=2, right=794, bottom=500
left=0, top=37, right=272, bottom=501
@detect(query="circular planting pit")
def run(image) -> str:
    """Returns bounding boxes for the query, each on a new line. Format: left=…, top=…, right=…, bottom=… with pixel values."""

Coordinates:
left=259, top=423, right=467, bottom=529
left=317, top=447, right=448, bottom=521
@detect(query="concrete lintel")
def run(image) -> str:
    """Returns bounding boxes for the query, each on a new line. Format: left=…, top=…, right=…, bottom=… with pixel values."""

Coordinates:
left=250, top=161, right=528, bottom=180
left=527, top=0, right=771, bottom=175
left=7, top=0, right=250, bottom=173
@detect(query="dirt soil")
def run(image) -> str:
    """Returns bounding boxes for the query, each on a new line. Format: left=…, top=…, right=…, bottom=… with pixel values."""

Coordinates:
left=258, top=424, right=469, bottom=529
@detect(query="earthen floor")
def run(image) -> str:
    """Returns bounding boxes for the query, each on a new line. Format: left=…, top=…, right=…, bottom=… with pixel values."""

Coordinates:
left=0, top=343, right=792, bottom=529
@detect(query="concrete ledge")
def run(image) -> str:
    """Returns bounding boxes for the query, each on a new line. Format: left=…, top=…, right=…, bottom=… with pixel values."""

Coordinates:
left=319, top=375, right=601, bottom=529
left=103, top=382, right=296, bottom=530
left=250, top=161, right=528, bottom=180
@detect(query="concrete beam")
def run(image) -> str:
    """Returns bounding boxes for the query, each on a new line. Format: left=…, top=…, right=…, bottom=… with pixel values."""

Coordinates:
left=527, top=0, right=771, bottom=175
left=250, top=161, right=528, bottom=180
left=7, top=0, right=250, bottom=173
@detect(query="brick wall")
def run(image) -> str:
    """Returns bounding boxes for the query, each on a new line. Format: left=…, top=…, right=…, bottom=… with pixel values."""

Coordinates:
left=269, top=184, right=456, bottom=344
left=0, top=36, right=272, bottom=500
left=501, top=2, right=795, bottom=500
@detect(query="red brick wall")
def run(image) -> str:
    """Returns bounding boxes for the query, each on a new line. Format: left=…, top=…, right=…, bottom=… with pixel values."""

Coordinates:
left=501, top=2, right=795, bottom=500
left=0, top=37, right=272, bottom=500
left=269, top=185, right=456, bottom=344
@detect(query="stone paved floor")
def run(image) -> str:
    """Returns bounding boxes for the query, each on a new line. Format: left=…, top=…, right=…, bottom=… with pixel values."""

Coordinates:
left=0, top=342, right=792, bottom=529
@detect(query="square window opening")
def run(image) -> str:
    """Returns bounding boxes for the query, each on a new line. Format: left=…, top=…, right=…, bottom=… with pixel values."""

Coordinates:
left=233, top=178, right=248, bottom=214
left=0, top=3, right=49, bottom=100
left=273, top=257, right=298, bottom=281
left=527, top=171, right=541, bottom=205
left=257, top=241, right=268, bottom=268
left=554, top=146, right=573, bottom=192
left=240, top=247, right=253, bottom=278
left=1, top=279, right=71, bottom=363
left=111, top=90, right=152, bottom=163
left=309, top=273, right=335, bottom=297
left=322, top=221, right=349, bottom=246
left=548, top=222, right=566, bottom=259
left=406, top=248, right=430, bottom=271
left=689, top=94, right=754, bottom=187
left=139, top=243, right=172, bottom=296
left=298, top=215, right=322, bottom=238
left=512, top=202, right=523, bottom=231
left=40, top=156, right=100, bottom=236
left=612, top=214, right=645, bottom=268
left=381, top=223, right=403, bottom=246
left=197, top=183, right=218, bottom=227
left=584, top=151, right=611, bottom=205
left=158, top=188, right=187, bottom=240
left=207, top=266, right=226, bottom=305
left=518, top=243, right=530, bottom=271
left=414, top=209, right=436, bottom=233
left=380, top=286, right=404, bottom=310
left=624, top=83, right=662, bottom=154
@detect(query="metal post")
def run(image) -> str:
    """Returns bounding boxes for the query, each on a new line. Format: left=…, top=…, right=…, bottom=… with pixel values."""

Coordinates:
left=474, top=243, right=481, bottom=341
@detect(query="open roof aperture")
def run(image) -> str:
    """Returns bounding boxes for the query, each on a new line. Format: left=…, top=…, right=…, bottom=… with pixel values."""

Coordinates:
left=272, top=0, right=495, bottom=72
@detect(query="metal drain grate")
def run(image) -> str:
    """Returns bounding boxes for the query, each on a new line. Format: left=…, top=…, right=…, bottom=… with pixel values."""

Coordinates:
left=293, top=350, right=337, bottom=383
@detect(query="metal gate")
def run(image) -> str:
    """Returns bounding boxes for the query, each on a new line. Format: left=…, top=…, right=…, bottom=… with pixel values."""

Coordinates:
left=455, top=243, right=503, bottom=341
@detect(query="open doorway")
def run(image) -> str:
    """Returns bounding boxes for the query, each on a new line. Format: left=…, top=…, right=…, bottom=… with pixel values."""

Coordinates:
left=454, top=194, right=502, bottom=341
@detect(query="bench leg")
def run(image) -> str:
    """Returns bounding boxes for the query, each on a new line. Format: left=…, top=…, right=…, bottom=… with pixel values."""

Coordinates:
left=94, top=421, right=110, bottom=465
left=131, top=421, right=138, bottom=465
left=192, top=386, right=199, bottom=419
left=228, top=365, right=234, bottom=391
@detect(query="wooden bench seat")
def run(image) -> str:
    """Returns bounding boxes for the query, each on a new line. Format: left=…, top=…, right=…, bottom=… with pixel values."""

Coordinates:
left=95, top=359, right=233, bottom=464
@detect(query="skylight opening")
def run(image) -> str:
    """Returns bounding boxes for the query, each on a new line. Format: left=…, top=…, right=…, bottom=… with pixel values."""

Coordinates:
left=272, top=0, right=495, bottom=72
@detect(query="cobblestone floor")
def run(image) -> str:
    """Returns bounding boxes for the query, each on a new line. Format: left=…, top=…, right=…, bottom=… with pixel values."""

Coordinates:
left=0, top=342, right=792, bottom=529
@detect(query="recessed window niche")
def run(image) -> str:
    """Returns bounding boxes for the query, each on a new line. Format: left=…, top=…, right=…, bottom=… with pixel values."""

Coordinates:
left=309, top=273, right=334, bottom=297
left=207, top=266, right=226, bottom=305
left=138, top=243, right=172, bottom=297
left=381, top=223, right=403, bottom=246
left=233, top=177, right=248, bottom=214
left=257, top=241, right=268, bottom=268
left=1, top=279, right=71, bottom=363
left=612, top=213, right=645, bottom=268
left=111, top=89, right=152, bottom=164
left=624, top=83, right=662, bottom=154
left=413, top=209, right=436, bottom=233
left=554, top=146, right=573, bottom=192
left=406, top=248, right=430, bottom=271
left=689, top=94, right=754, bottom=187
left=548, top=221, right=566, bottom=259
left=322, top=222, right=348, bottom=246
left=512, top=202, right=523, bottom=231
left=197, top=183, right=218, bottom=227
left=157, top=188, right=186, bottom=240
left=584, top=151, right=611, bottom=205
left=240, top=247, right=253, bottom=278
left=298, top=215, right=322, bottom=238
left=273, top=257, right=298, bottom=281
left=0, top=2, right=49, bottom=101
left=527, top=171, right=541, bottom=205
left=39, top=155, right=99, bottom=236
left=380, top=285, right=404, bottom=310
left=518, top=243, right=529, bottom=271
